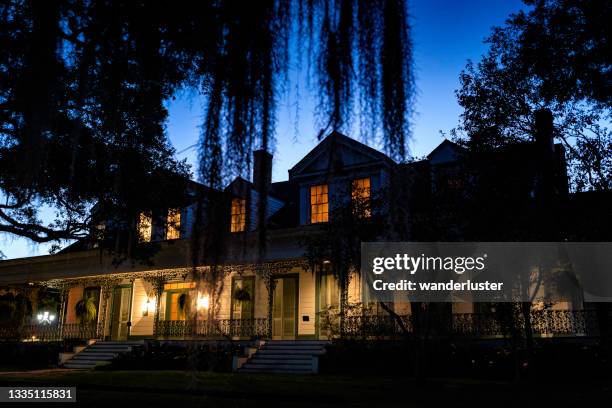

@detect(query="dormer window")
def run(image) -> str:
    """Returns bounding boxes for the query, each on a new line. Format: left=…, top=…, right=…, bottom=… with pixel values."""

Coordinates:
left=166, top=208, right=181, bottom=240
left=352, top=177, right=371, bottom=218
left=230, top=198, right=246, bottom=232
left=138, top=212, right=152, bottom=243
left=310, top=184, right=329, bottom=223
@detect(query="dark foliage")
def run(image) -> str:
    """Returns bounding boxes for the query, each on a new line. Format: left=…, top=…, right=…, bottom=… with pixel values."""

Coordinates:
left=452, top=0, right=611, bottom=192
left=0, top=0, right=415, bottom=254
left=0, top=341, right=81, bottom=369
left=100, top=341, right=240, bottom=372
left=321, top=339, right=612, bottom=380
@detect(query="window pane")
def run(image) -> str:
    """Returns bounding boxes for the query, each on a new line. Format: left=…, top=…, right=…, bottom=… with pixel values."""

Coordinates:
left=352, top=177, right=371, bottom=218
left=231, top=198, right=246, bottom=232
left=138, top=212, right=152, bottom=242
left=310, top=184, right=329, bottom=223
left=166, top=208, right=181, bottom=240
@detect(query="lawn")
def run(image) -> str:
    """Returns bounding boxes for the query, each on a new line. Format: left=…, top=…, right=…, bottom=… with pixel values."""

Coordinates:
left=0, top=370, right=610, bottom=407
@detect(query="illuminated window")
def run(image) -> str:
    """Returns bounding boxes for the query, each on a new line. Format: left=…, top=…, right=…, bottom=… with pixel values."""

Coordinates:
left=166, top=208, right=181, bottom=240
left=163, top=282, right=196, bottom=290
left=310, top=184, right=329, bottom=223
left=351, top=177, right=371, bottom=218
left=138, top=212, right=152, bottom=243
left=163, top=282, right=196, bottom=321
left=230, top=198, right=246, bottom=232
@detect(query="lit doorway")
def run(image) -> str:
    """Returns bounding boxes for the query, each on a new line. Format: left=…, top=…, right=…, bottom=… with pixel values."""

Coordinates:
left=272, top=276, right=298, bottom=340
left=110, top=285, right=132, bottom=340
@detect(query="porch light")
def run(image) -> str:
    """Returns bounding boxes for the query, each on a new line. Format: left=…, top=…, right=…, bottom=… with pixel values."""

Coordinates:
left=143, top=297, right=155, bottom=317
left=36, top=311, right=55, bottom=324
left=323, top=260, right=331, bottom=264
left=197, top=294, right=210, bottom=310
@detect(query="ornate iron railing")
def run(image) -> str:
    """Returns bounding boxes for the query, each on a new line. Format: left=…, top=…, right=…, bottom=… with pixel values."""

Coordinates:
left=341, top=309, right=600, bottom=339
left=0, top=323, right=103, bottom=341
left=155, top=318, right=270, bottom=339
left=341, top=314, right=413, bottom=339
left=0, top=310, right=600, bottom=341
left=451, top=309, right=600, bottom=337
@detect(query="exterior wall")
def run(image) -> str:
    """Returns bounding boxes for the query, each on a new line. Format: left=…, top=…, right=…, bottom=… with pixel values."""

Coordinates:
left=129, top=279, right=155, bottom=336
left=65, top=286, right=84, bottom=324
left=254, top=274, right=269, bottom=319
left=298, top=267, right=316, bottom=336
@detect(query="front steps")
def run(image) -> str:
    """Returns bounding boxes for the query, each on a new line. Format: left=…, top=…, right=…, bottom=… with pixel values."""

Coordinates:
left=237, top=340, right=328, bottom=374
left=63, top=341, right=143, bottom=369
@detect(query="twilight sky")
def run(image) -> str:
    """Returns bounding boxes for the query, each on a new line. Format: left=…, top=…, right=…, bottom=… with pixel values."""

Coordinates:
left=2, top=0, right=526, bottom=259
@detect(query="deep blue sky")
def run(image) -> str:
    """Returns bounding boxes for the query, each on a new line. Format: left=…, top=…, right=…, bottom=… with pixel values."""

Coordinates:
left=2, top=0, right=527, bottom=259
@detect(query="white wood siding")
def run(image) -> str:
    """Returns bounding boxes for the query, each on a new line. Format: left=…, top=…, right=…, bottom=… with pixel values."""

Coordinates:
left=129, top=279, right=154, bottom=336
left=298, top=267, right=316, bottom=335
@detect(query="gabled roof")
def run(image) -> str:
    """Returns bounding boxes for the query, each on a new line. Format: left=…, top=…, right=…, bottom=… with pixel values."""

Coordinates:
left=288, top=131, right=394, bottom=178
left=426, top=139, right=466, bottom=164
left=225, top=176, right=286, bottom=202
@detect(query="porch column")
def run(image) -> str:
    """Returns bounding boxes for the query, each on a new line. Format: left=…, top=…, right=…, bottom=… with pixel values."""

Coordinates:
left=58, top=286, right=69, bottom=339
left=150, top=277, right=165, bottom=337
left=263, top=268, right=276, bottom=339
left=98, top=281, right=115, bottom=340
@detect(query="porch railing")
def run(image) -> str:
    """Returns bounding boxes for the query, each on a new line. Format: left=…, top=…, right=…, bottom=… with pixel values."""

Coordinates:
left=0, top=323, right=103, bottom=341
left=155, top=318, right=270, bottom=339
left=0, top=310, right=601, bottom=341
left=341, top=309, right=601, bottom=339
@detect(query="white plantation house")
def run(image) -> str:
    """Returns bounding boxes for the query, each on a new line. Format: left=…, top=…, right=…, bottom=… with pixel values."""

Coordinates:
left=0, top=129, right=603, bottom=358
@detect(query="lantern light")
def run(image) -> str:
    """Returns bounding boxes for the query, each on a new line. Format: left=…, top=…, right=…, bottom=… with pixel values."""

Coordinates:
left=36, top=311, right=55, bottom=324
left=197, top=294, right=210, bottom=310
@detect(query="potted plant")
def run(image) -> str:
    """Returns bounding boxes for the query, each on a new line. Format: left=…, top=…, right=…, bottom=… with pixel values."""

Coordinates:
left=233, top=287, right=251, bottom=302
left=75, top=295, right=98, bottom=325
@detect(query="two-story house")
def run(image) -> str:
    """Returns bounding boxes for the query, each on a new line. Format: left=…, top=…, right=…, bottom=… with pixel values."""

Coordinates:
left=0, top=128, right=598, bottom=345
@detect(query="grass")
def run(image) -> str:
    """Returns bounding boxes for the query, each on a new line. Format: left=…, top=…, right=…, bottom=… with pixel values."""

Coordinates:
left=0, top=370, right=610, bottom=407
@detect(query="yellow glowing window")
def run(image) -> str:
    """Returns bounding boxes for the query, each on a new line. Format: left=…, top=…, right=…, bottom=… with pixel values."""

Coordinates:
left=138, top=212, right=152, bottom=243
left=230, top=198, right=246, bottom=232
left=166, top=208, right=181, bottom=240
left=352, top=177, right=371, bottom=218
left=163, top=282, right=196, bottom=290
left=310, top=184, right=329, bottom=223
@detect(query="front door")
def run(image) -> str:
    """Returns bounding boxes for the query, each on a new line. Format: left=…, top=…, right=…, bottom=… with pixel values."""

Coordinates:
left=110, top=286, right=132, bottom=340
left=272, top=276, right=297, bottom=340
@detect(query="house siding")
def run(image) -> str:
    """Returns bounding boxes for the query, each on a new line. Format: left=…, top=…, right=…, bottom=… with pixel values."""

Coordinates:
left=65, top=286, right=84, bottom=324
left=129, top=279, right=154, bottom=336
left=298, top=267, right=316, bottom=336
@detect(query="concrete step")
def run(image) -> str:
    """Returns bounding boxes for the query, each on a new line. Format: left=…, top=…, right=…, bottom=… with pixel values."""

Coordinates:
left=63, top=362, right=98, bottom=369
left=88, top=345, right=133, bottom=350
left=264, top=341, right=329, bottom=346
left=238, top=367, right=313, bottom=374
left=250, top=354, right=311, bottom=360
left=248, top=358, right=312, bottom=367
left=242, top=363, right=313, bottom=370
left=71, top=355, right=115, bottom=361
left=263, top=343, right=326, bottom=347
left=258, top=349, right=325, bottom=355
left=73, top=351, right=118, bottom=355
left=236, top=340, right=327, bottom=374
left=259, top=347, right=323, bottom=352
left=62, top=341, right=140, bottom=369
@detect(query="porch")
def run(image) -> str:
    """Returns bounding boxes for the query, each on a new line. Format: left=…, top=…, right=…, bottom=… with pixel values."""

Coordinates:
left=0, top=309, right=601, bottom=342
left=0, top=259, right=603, bottom=343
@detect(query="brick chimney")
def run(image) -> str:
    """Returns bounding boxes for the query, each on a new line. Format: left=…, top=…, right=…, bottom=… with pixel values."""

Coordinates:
left=253, top=150, right=272, bottom=190
left=534, top=108, right=554, bottom=153
left=533, top=108, right=560, bottom=240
